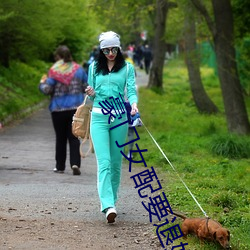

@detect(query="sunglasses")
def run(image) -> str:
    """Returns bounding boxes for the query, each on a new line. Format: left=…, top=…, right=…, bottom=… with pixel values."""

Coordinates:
left=102, top=47, right=119, bottom=55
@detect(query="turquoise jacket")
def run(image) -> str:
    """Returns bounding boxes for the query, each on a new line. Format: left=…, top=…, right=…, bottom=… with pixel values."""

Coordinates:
left=87, top=62, right=138, bottom=109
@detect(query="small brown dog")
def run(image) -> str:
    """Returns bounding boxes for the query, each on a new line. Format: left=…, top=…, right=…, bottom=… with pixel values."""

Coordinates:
left=167, top=209, right=231, bottom=249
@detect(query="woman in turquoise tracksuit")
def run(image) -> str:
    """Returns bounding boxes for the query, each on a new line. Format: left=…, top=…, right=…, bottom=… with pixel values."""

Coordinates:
left=86, top=31, right=138, bottom=223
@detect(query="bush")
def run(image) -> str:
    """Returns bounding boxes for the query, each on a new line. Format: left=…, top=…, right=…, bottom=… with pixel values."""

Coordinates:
left=0, top=60, right=49, bottom=123
left=210, top=135, right=250, bottom=159
left=210, top=192, right=237, bottom=209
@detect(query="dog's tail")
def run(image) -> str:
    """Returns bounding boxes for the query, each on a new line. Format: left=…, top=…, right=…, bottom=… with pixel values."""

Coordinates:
left=166, top=208, right=187, bottom=220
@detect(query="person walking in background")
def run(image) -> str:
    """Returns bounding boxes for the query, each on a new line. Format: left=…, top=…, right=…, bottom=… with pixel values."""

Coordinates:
left=143, top=44, right=152, bottom=74
left=85, top=31, right=138, bottom=223
left=123, top=51, right=136, bottom=76
left=85, top=46, right=100, bottom=72
left=134, top=44, right=144, bottom=69
left=88, top=46, right=99, bottom=64
left=39, top=45, right=88, bottom=175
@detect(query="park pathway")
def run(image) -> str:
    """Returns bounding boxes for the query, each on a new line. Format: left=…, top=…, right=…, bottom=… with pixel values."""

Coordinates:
left=0, top=70, right=166, bottom=250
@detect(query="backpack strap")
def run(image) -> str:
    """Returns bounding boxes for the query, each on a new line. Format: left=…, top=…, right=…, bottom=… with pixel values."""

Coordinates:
left=79, top=95, right=94, bottom=158
left=78, top=61, right=95, bottom=158
left=79, top=114, right=94, bottom=158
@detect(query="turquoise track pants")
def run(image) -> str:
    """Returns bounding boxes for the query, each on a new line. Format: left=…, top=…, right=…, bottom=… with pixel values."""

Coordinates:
left=90, top=111, right=128, bottom=212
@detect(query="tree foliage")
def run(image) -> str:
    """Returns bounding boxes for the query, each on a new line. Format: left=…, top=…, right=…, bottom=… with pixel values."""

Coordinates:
left=232, top=0, right=250, bottom=40
left=91, top=0, right=155, bottom=46
left=232, top=0, right=250, bottom=95
left=0, top=0, right=249, bottom=134
left=0, top=0, right=99, bottom=67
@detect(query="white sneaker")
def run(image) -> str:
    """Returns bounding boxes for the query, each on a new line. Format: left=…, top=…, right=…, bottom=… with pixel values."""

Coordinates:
left=105, top=207, right=117, bottom=223
left=72, top=165, right=81, bottom=175
left=127, top=152, right=133, bottom=159
left=53, top=168, right=64, bottom=173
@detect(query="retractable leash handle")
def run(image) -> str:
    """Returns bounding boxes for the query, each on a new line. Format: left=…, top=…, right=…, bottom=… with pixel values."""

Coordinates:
left=130, top=112, right=142, bottom=127
left=139, top=118, right=209, bottom=218
left=131, top=112, right=140, bottom=120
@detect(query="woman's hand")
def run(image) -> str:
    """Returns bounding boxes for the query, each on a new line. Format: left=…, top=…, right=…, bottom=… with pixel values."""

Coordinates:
left=131, top=103, right=138, bottom=116
left=85, top=86, right=96, bottom=97
left=40, top=74, right=47, bottom=83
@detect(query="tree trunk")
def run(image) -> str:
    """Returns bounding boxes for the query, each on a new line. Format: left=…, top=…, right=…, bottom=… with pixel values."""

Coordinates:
left=191, top=0, right=250, bottom=134
left=147, top=0, right=169, bottom=89
left=184, top=4, right=218, bottom=114
left=212, top=0, right=250, bottom=134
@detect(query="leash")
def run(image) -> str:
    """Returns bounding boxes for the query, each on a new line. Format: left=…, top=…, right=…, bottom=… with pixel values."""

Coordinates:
left=206, top=217, right=211, bottom=235
left=139, top=118, right=209, bottom=218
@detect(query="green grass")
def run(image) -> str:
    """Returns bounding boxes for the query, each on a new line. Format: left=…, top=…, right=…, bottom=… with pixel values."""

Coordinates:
left=0, top=60, right=50, bottom=123
left=130, top=58, right=250, bottom=250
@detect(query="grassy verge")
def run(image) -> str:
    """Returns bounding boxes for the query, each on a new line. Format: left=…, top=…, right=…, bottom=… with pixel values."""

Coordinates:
left=130, top=58, right=250, bottom=249
left=0, top=60, right=50, bottom=125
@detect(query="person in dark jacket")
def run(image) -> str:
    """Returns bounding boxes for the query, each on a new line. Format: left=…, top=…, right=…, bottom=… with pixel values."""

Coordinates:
left=143, top=44, right=152, bottom=74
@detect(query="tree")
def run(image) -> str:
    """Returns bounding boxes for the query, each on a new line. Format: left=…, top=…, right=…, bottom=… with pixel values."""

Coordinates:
left=148, top=0, right=177, bottom=89
left=191, top=0, right=250, bottom=134
left=184, top=1, right=218, bottom=114
left=0, top=0, right=98, bottom=66
left=91, top=0, right=156, bottom=48
left=232, top=0, right=250, bottom=96
left=0, top=0, right=58, bottom=66
left=232, top=0, right=250, bottom=40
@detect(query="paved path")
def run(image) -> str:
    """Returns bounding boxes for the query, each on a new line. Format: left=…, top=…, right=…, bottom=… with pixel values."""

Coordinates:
left=0, top=71, right=163, bottom=250
left=0, top=103, right=149, bottom=224
left=135, top=69, right=149, bottom=88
